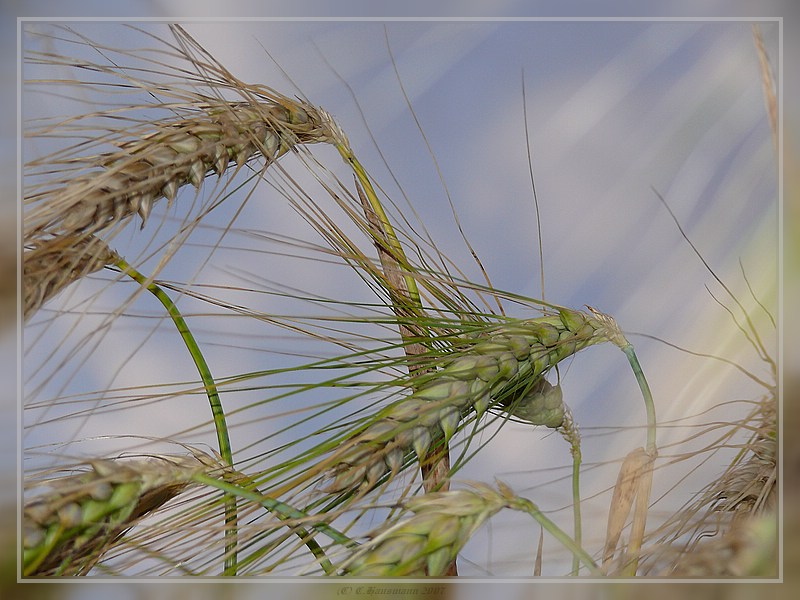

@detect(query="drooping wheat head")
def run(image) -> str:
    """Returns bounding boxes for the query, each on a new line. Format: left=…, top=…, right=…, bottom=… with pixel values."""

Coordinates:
left=25, top=99, right=335, bottom=240
left=320, top=307, right=622, bottom=495
left=23, top=451, right=221, bottom=576
left=23, top=24, right=340, bottom=322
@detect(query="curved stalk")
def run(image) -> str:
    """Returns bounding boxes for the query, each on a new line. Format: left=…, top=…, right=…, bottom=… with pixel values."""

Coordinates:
left=115, top=258, right=237, bottom=575
left=621, top=344, right=657, bottom=575
left=622, top=344, right=657, bottom=457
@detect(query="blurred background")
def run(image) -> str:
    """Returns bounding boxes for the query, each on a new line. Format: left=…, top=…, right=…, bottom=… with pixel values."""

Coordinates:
left=2, top=0, right=797, bottom=598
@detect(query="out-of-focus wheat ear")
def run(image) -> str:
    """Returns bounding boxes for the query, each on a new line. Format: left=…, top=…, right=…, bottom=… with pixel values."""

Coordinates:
left=669, top=512, right=777, bottom=576
left=674, top=396, right=776, bottom=576
left=23, top=451, right=219, bottom=576
left=23, top=234, right=118, bottom=321
left=341, top=483, right=508, bottom=576
left=25, top=99, right=337, bottom=241
left=603, top=447, right=650, bottom=571
left=752, top=24, right=778, bottom=154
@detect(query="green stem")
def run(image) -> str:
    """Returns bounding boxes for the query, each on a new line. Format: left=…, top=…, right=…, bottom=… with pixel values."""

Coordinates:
left=512, top=497, right=601, bottom=577
left=193, top=473, right=356, bottom=575
left=621, top=343, right=657, bottom=575
left=570, top=445, right=582, bottom=576
left=558, top=403, right=583, bottom=576
left=115, top=258, right=237, bottom=575
left=622, top=344, right=657, bottom=456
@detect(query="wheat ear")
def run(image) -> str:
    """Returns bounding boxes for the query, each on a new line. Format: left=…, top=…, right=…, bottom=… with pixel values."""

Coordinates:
left=25, top=100, right=335, bottom=241
left=23, top=452, right=219, bottom=576
left=323, top=307, right=619, bottom=493
left=341, top=483, right=509, bottom=576
left=24, top=24, right=340, bottom=321
left=341, top=480, right=600, bottom=576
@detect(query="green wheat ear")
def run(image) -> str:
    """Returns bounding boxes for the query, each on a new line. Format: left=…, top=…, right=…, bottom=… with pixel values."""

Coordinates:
left=341, top=481, right=600, bottom=577
left=24, top=452, right=217, bottom=576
